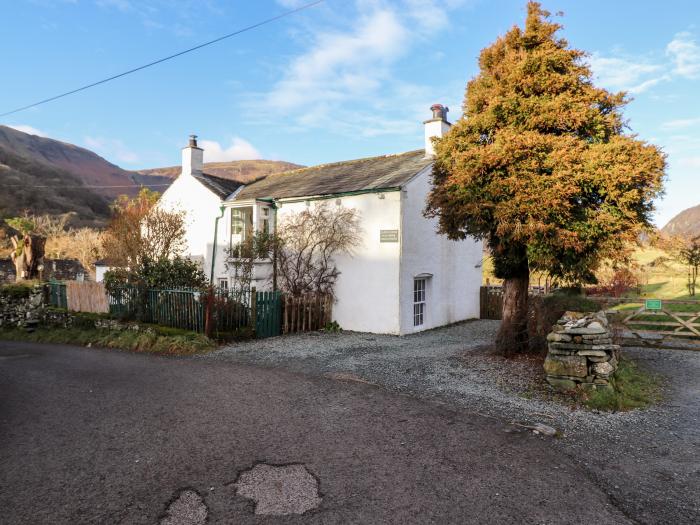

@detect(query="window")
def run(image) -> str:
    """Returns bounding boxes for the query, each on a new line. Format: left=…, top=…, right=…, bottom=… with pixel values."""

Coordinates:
left=231, top=206, right=253, bottom=242
left=218, top=278, right=229, bottom=291
left=261, top=207, right=270, bottom=235
left=413, top=278, right=426, bottom=326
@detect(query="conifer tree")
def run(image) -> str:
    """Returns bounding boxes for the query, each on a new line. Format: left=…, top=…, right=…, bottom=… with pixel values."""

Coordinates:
left=426, top=2, right=666, bottom=355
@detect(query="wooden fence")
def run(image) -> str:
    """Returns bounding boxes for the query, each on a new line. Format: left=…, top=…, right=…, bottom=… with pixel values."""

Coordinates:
left=66, top=281, right=109, bottom=313
left=282, top=293, right=333, bottom=334
left=479, top=285, right=546, bottom=320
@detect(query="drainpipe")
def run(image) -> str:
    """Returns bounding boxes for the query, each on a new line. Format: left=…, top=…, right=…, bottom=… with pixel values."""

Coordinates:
left=271, top=200, right=278, bottom=292
left=210, top=205, right=226, bottom=283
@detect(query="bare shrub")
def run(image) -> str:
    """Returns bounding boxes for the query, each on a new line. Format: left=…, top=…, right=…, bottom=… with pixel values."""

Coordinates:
left=276, top=204, right=361, bottom=297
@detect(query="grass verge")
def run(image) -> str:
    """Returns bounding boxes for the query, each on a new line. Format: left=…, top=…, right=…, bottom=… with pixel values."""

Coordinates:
left=0, top=326, right=216, bottom=356
left=584, top=357, right=661, bottom=411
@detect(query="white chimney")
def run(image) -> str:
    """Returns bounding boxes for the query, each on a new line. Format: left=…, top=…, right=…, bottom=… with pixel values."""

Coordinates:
left=181, top=134, right=204, bottom=176
left=424, top=104, right=451, bottom=157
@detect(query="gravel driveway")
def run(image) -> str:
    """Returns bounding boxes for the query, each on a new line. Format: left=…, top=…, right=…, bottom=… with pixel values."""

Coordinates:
left=210, top=320, right=700, bottom=524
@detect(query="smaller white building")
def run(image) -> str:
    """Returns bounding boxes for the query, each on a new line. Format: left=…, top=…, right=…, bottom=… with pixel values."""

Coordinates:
left=158, top=105, right=483, bottom=334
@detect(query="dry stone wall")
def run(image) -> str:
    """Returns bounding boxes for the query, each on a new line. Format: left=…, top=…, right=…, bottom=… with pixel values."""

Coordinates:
left=0, top=285, right=46, bottom=329
left=544, top=311, right=620, bottom=391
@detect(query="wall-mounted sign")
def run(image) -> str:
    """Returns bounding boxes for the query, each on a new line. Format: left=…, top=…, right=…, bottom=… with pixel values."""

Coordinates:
left=380, top=229, right=399, bottom=243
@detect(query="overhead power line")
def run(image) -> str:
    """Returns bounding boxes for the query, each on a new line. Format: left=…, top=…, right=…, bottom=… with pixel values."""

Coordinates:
left=0, top=0, right=325, bottom=117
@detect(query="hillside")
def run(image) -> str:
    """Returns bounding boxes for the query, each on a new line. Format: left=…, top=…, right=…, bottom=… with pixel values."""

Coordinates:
left=0, top=125, right=168, bottom=200
left=0, top=125, right=301, bottom=225
left=0, top=144, right=111, bottom=226
left=662, top=204, right=700, bottom=239
left=137, top=159, right=303, bottom=184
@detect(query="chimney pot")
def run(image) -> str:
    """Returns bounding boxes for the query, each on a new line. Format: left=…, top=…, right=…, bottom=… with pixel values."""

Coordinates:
left=430, top=104, right=449, bottom=121
left=424, top=104, right=451, bottom=157
left=182, top=133, right=204, bottom=176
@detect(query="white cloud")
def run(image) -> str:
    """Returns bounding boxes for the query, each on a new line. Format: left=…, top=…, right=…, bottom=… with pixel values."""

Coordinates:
left=7, top=124, right=48, bottom=137
left=590, top=30, right=700, bottom=94
left=587, top=54, right=666, bottom=93
left=95, top=0, right=132, bottom=12
left=200, top=137, right=261, bottom=162
left=661, top=118, right=700, bottom=131
left=259, top=1, right=466, bottom=137
left=267, top=9, right=408, bottom=112
left=678, top=156, right=700, bottom=169
left=666, top=31, right=700, bottom=79
left=84, top=136, right=140, bottom=164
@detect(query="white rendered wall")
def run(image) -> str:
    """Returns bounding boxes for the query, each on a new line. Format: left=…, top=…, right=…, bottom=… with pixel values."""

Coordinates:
left=276, top=193, right=402, bottom=334
left=157, top=173, right=228, bottom=281
left=95, top=265, right=110, bottom=282
left=399, top=166, right=483, bottom=334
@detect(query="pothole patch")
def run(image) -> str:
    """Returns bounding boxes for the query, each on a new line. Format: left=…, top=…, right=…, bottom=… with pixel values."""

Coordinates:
left=160, top=489, right=207, bottom=525
left=234, top=463, right=322, bottom=515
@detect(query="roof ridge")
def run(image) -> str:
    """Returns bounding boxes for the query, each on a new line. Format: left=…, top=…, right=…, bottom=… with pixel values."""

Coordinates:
left=270, top=149, right=424, bottom=177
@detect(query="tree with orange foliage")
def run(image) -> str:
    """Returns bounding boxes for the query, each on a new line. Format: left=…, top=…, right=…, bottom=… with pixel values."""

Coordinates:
left=426, top=2, right=666, bottom=355
left=102, top=188, right=186, bottom=268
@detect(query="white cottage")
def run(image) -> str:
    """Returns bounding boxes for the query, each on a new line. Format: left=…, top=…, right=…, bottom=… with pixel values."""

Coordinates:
left=158, top=105, right=483, bottom=335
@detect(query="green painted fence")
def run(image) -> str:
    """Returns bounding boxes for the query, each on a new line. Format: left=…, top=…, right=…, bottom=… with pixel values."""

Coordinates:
left=106, top=285, right=253, bottom=336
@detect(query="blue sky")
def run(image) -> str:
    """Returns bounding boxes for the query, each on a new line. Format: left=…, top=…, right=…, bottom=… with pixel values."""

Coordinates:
left=3, top=0, right=699, bottom=226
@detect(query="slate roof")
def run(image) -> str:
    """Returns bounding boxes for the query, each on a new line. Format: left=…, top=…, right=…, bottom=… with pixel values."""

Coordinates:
left=235, top=150, right=432, bottom=201
left=192, top=172, right=245, bottom=199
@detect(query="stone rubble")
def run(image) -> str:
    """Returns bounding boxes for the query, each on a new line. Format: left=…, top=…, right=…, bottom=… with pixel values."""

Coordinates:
left=544, top=311, right=620, bottom=391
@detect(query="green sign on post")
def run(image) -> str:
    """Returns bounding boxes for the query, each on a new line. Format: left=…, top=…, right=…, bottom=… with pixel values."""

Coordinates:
left=645, top=299, right=662, bottom=311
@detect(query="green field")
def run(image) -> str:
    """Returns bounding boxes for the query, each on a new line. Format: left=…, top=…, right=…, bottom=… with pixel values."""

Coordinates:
left=482, top=246, right=697, bottom=300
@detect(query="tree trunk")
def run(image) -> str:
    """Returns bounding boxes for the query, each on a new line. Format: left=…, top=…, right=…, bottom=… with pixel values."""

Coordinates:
left=9, top=234, right=46, bottom=281
left=496, top=273, right=530, bottom=356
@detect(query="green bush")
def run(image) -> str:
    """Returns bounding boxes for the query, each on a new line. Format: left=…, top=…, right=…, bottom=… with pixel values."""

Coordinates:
left=0, top=282, right=34, bottom=299
left=323, top=320, right=342, bottom=333
left=104, top=256, right=208, bottom=293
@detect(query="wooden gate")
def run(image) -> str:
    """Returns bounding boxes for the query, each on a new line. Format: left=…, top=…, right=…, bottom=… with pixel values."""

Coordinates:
left=480, top=286, right=503, bottom=320
left=620, top=300, right=700, bottom=339
left=255, top=291, right=282, bottom=338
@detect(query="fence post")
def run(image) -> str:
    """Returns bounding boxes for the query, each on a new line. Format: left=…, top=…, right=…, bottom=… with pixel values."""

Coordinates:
left=250, top=287, right=257, bottom=336
left=204, top=286, right=214, bottom=338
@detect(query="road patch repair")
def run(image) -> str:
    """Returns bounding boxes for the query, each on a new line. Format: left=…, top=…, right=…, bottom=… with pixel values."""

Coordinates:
left=160, top=489, right=207, bottom=525
left=234, top=463, right=322, bottom=515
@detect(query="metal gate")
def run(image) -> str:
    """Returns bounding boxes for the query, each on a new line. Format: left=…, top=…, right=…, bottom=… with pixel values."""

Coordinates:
left=255, top=291, right=282, bottom=338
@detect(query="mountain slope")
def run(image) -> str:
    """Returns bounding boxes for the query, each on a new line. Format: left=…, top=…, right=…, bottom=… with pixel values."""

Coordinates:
left=662, top=204, right=700, bottom=239
left=137, top=159, right=303, bottom=184
left=0, top=125, right=167, bottom=199
left=0, top=125, right=301, bottom=225
left=0, top=144, right=111, bottom=225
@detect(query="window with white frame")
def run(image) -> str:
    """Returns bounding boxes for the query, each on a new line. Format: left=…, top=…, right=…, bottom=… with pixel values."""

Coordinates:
left=261, top=206, right=270, bottom=235
left=217, top=278, right=229, bottom=291
left=413, top=278, right=426, bottom=326
left=231, top=206, right=253, bottom=242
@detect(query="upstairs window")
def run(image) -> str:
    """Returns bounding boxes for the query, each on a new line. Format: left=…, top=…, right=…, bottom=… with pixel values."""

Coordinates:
left=231, top=207, right=253, bottom=241
left=261, top=206, right=271, bottom=235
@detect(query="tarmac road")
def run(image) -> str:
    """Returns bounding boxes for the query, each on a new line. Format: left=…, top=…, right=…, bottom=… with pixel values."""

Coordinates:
left=0, top=340, right=630, bottom=524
